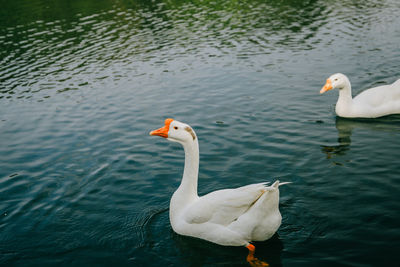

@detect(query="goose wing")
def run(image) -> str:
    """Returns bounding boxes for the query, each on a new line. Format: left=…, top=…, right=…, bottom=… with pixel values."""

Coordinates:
left=183, top=183, right=268, bottom=225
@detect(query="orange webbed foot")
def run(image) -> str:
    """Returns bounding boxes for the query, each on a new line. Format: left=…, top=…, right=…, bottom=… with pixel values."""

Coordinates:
left=246, top=244, right=269, bottom=267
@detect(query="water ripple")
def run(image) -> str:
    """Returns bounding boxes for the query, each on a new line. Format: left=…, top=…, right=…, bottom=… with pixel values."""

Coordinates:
left=1, top=0, right=400, bottom=266
left=0, top=0, right=341, bottom=100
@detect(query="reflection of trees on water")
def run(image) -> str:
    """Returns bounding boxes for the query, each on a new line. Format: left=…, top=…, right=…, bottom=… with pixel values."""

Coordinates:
left=322, top=115, right=400, bottom=160
left=0, top=0, right=329, bottom=52
left=0, top=0, right=391, bottom=99
left=0, top=0, right=331, bottom=99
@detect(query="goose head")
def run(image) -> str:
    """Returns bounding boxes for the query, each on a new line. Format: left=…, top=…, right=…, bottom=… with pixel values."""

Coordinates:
left=150, top=118, right=197, bottom=145
left=320, top=73, right=351, bottom=94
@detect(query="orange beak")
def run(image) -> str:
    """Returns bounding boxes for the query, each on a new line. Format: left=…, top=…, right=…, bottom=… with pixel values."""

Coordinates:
left=320, top=78, right=333, bottom=94
left=149, top=118, right=173, bottom=138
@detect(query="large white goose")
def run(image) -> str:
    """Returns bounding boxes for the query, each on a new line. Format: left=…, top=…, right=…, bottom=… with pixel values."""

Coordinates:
left=150, top=118, right=288, bottom=267
left=320, top=73, right=400, bottom=118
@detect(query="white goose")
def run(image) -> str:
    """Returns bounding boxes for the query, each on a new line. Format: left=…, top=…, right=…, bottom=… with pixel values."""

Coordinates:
left=150, top=118, right=288, bottom=267
left=320, top=73, right=400, bottom=118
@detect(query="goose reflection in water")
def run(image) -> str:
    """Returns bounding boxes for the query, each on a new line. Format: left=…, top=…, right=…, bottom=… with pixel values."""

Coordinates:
left=321, top=115, right=400, bottom=160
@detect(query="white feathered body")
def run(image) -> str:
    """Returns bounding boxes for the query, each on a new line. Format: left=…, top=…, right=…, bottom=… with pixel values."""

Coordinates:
left=335, top=77, right=400, bottom=118
left=170, top=181, right=282, bottom=246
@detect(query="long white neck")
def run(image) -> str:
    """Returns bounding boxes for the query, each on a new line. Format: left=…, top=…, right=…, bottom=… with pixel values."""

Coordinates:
left=177, top=138, right=199, bottom=199
left=335, top=80, right=354, bottom=117
left=169, top=138, right=199, bottom=230
left=169, top=137, right=199, bottom=231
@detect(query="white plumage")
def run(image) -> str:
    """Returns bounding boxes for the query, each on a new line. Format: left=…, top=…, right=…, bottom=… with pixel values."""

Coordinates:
left=173, top=181, right=283, bottom=246
left=320, top=73, right=400, bottom=118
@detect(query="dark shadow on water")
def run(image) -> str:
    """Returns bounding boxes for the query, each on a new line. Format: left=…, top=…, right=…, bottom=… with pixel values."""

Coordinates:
left=172, top=232, right=283, bottom=267
left=321, top=115, right=400, bottom=159
left=135, top=193, right=284, bottom=266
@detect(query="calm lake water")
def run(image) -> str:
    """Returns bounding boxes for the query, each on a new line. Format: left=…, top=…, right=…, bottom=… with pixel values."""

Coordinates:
left=1, top=0, right=400, bottom=266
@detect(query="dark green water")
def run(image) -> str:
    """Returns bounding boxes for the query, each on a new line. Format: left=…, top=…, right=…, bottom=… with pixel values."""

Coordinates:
left=1, top=0, right=400, bottom=266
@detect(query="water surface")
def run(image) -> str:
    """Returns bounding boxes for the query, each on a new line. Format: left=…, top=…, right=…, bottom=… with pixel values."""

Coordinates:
left=1, top=0, right=400, bottom=266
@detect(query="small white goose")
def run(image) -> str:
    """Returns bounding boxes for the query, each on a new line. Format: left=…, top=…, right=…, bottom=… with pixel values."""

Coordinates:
left=320, top=73, right=400, bottom=118
left=150, top=118, right=288, bottom=267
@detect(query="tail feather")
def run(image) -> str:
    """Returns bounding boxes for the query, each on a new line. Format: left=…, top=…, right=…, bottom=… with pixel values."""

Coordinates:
left=264, top=180, right=291, bottom=191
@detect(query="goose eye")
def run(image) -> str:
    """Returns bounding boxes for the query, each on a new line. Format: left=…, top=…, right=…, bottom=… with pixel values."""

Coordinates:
left=174, top=126, right=178, bottom=130
left=334, top=78, right=338, bottom=81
